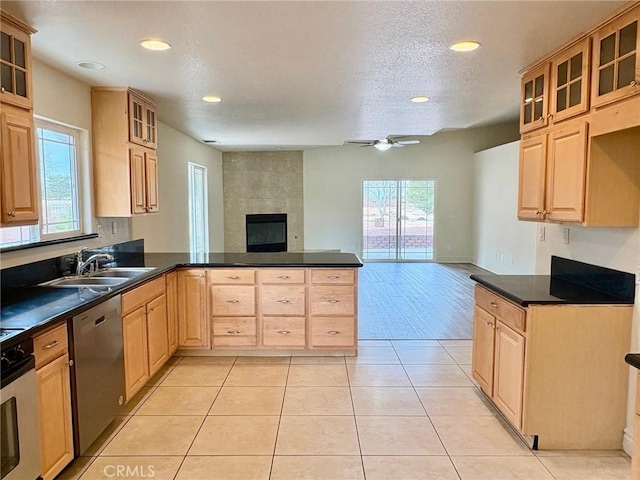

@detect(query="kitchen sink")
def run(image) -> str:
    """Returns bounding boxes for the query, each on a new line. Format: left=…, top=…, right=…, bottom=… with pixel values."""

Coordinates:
left=91, top=267, right=156, bottom=278
left=44, top=277, right=129, bottom=288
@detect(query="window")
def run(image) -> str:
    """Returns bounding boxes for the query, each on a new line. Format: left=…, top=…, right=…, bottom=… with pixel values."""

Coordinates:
left=188, top=162, right=209, bottom=257
left=0, top=119, right=85, bottom=248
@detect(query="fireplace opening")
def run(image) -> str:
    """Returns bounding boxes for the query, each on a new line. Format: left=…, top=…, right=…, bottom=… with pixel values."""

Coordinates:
left=246, top=213, right=287, bottom=252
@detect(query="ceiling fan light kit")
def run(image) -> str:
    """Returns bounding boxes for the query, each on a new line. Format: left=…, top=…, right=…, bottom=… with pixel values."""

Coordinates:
left=345, top=137, right=421, bottom=151
left=374, top=140, right=393, bottom=151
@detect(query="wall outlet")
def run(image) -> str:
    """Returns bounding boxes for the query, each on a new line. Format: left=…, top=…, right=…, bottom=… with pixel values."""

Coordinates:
left=112, top=221, right=117, bottom=235
left=636, top=264, right=640, bottom=285
left=97, top=224, right=103, bottom=237
left=538, top=226, right=545, bottom=241
left=562, top=227, right=570, bottom=244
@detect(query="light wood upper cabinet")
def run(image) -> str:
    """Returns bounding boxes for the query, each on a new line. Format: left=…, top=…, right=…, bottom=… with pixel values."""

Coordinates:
left=91, top=87, right=159, bottom=217
left=517, top=134, right=547, bottom=221
left=178, top=269, right=209, bottom=348
left=591, top=5, right=640, bottom=108
left=550, top=38, right=591, bottom=123
left=520, top=64, right=550, bottom=133
left=0, top=11, right=36, bottom=109
left=0, top=104, right=38, bottom=225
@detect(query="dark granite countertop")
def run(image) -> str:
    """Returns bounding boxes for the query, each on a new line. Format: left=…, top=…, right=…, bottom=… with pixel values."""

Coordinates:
left=1, top=251, right=362, bottom=345
left=470, top=274, right=635, bottom=307
left=625, top=354, right=640, bottom=370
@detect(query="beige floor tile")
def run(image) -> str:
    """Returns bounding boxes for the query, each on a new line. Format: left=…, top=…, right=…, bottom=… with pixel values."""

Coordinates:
left=347, top=364, right=411, bottom=386
left=276, top=416, right=360, bottom=455
left=135, top=386, right=219, bottom=416
left=404, top=364, right=474, bottom=387
left=101, top=415, right=204, bottom=456
left=80, top=456, right=183, bottom=480
left=209, top=386, right=285, bottom=415
left=224, top=365, right=289, bottom=386
left=351, top=387, right=426, bottom=416
left=359, top=340, right=393, bottom=347
left=236, top=356, right=291, bottom=365
left=443, top=345, right=473, bottom=364
left=287, top=364, right=349, bottom=386
left=160, top=364, right=232, bottom=387
left=56, top=456, right=96, bottom=480
left=290, top=356, right=346, bottom=364
left=178, top=356, right=236, bottom=365
left=415, top=387, right=496, bottom=416
left=165, top=355, right=183, bottom=366
left=176, top=456, right=272, bottom=480
left=395, top=345, right=456, bottom=365
left=431, top=415, right=531, bottom=456
left=363, top=455, right=459, bottom=480
left=460, top=364, right=480, bottom=386
left=271, top=456, right=364, bottom=480
left=188, top=416, right=279, bottom=455
left=539, top=456, right=630, bottom=479
left=82, top=416, right=131, bottom=457
left=452, top=456, right=554, bottom=480
left=345, top=346, right=400, bottom=364
left=391, top=339, right=441, bottom=347
left=356, top=416, right=446, bottom=455
left=282, top=386, right=353, bottom=415
left=146, top=363, right=177, bottom=386
left=438, top=339, right=473, bottom=347
left=118, top=386, right=155, bottom=416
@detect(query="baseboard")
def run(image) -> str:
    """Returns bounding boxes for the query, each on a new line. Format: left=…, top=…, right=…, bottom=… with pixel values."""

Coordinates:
left=436, top=256, right=472, bottom=263
left=623, top=426, right=634, bottom=457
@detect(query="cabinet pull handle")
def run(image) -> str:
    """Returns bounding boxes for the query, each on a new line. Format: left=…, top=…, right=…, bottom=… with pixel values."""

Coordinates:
left=0, top=86, right=5, bottom=93
left=148, top=307, right=155, bottom=312
left=226, top=300, right=240, bottom=304
left=277, top=275, right=291, bottom=279
left=277, top=299, right=292, bottom=304
left=486, top=320, right=492, bottom=326
left=547, top=113, right=554, bottom=120
left=7, top=211, right=16, bottom=217
left=227, top=275, right=240, bottom=280
left=538, top=116, right=545, bottom=123
left=631, top=80, right=637, bottom=87
left=489, top=301, right=498, bottom=308
left=277, top=330, right=291, bottom=335
left=327, top=299, right=340, bottom=303
left=535, top=211, right=542, bottom=215
left=42, top=340, right=59, bottom=350
left=327, top=330, right=340, bottom=335
left=327, top=275, right=341, bottom=279
left=227, top=330, right=241, bottom=335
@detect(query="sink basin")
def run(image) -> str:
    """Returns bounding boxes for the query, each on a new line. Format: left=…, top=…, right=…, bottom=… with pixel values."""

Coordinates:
left=91, top=267, right=156, bottom=278
left=45, top=277, right=129, bottom=288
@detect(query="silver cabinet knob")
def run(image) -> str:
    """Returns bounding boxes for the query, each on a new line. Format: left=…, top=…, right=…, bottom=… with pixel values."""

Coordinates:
left=7, top=211, right=16, bottom=217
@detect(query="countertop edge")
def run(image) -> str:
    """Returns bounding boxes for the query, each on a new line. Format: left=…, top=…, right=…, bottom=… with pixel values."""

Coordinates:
left=625, top=354, right=640, bottom=370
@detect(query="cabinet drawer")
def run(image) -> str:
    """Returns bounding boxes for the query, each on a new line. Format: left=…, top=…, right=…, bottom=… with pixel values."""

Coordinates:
left=311, top=269, right=355, bottom=285
left=310, top=286, right=355, bottom=315
left=34, top=323, right=68, bottom=369
left=263, top=317, right=306, bottom=347
left=122, top=276, right=165, bottom=315
left=260, top=269, right=306, bottom=284
left=475, top=285, right=526, bottom=333
left=212, top=317, right=256, bottom=346
left=310, top=317, right=355, bottom=347
left=210, top=286, right=256, bottom=316
left=262, top=286, right=306, bottom=316
left=208, top=269, right=256, bottom=284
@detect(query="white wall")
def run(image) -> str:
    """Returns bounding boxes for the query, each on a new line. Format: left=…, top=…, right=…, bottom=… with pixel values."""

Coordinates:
left=131, top=123, right=224, bottom=252
left=303, top=124, right=519, bottom=260
left=471, top=141, right=536, bottom=274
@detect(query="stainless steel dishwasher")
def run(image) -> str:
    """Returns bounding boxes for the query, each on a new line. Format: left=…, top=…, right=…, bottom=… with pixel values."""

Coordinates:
left=71, top=295, right=124, bottom=455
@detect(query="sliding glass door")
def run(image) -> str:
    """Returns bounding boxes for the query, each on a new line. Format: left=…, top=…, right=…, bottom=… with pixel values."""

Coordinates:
left=362, top=179, right=435, bottom=261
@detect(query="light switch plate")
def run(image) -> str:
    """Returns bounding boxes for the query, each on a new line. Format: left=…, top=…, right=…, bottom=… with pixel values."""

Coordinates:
left=562, top=228, right=570, bottom=244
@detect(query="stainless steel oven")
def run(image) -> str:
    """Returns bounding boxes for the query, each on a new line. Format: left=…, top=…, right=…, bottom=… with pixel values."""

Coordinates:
left=0, top=334, right=41, bottom=480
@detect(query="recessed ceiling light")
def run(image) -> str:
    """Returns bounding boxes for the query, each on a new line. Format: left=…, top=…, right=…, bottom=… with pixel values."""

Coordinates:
left=411, top=95, right=430, bottom=103
left=202, top=95, right=223, bottom=103
left=76, top=61, right=105, bottom=70
left=140, top=39, right=172, bottom=51
left=450, top=41, right=481, bottom=52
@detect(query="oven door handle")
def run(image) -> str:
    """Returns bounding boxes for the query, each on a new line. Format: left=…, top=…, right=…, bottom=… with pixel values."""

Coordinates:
left=1, top=355, right=35, bottom=390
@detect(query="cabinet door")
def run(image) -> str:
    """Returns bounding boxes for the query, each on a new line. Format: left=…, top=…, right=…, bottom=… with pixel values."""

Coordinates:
left=517, top=134, right=547, bottom=221
left=144, top=102, right=157, bottom=149
left=592, top=7, right=640, bottom=107
left=129, top=147, right=147, bottom=214
left=123, top=306, right=150, bottom=401
left=36, top=353, right=73, bottom=480
left=520, top=64, right=550, bottom=133
left=471, top=306, right=496, bottom=394
left=145, top=151, right=159, bottom=213
left=128, top=92, right=146, bottom=147
left=493, top=321, right=525, bottom=430
left=178, top=270, right=209, bottom=348
left=146, top=294, right=169, bottom=377
left=166, top=272, right=179, bottom=354
left=0, top=105, right=38, bottom=225
left=545, top=120, right=588, bottom=222
left=0, top=19, right=33, bottom=109
left=550, top=38, right=591, bottom=122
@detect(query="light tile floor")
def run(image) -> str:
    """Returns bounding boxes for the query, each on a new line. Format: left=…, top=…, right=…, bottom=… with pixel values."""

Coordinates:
left=59, top=340, right=631, bottom=480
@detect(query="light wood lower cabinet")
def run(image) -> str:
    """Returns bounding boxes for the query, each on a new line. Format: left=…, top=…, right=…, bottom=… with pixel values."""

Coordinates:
left=633, top=372, right=640, bottom=479
left=471, top=284, right=632, bottom=449
left=122, top=276, right=169, bottom=401
left=166, top=271, right=179, bottom=355
left=263, top=317, right=306, bottom=347
left=34, top=323, right=73, bottom=480
left=178, top=269, right=209, bottom=348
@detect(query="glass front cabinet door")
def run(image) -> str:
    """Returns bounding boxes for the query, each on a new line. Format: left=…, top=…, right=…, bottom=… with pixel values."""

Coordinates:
left=591, top=6, right=640, bottom=107
left=520, top=64, right=550, bottom=133
left=550, top=38, right=591, bottom=123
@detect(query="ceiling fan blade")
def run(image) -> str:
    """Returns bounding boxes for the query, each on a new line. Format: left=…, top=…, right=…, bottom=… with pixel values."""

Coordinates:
left=344, top=140, right=375, bottom=146
left=396, top=140, right=420, bottom=145
left=391, top=143, right=406, bottom=147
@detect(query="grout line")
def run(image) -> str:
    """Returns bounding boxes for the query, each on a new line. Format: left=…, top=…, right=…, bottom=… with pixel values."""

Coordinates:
left=268, top=359, right=290, bottom=479
left=345, top=355, right=367, bottom=480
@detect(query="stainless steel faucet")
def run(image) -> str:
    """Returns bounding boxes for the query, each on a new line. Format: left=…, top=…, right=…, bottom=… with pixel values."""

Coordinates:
left=76, top=248, right=115, bottom=276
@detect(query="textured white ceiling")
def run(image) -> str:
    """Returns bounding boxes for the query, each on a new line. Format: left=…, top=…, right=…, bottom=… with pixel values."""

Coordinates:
left=2, top=1, right=627, bottom=151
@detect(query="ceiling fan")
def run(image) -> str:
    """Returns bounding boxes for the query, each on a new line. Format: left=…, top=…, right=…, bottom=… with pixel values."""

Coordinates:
left=344, top=136, right=420, bottom=151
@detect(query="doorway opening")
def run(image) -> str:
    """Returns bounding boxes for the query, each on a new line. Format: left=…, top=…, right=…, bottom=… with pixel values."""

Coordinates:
left=188, top=163, right=209, bottom=256
left=362, top=179, right=435, bottom=261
